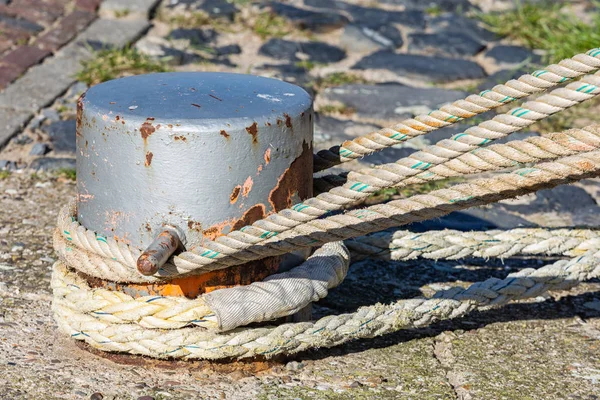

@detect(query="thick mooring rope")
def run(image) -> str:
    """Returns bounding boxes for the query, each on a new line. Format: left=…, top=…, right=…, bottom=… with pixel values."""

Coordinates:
left=52, top=50, right=600, bottom=360
left=52, top=251, right=600, bottom=359
left=313, top=48, right=600, bottom=172
left=346, top=228, right=600, bottom=261
left=56, top=125, right=600, bottom=280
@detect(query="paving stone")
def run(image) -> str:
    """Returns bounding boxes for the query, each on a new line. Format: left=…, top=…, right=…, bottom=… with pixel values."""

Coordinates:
left=166, top=0, right=237, bottom=20
left=270, top=2, right=349, bottom=33
left=75, top=0, right=103, bottom=12
left=477, top=68, right=530, bottom=91
left=259, top=38, right=346, bottom=63
left=352, top=51, right=486, bottom=82
left=28, top=156, right=75, bottom=171
left=99, top=0, right=161, bottom=19
left=29, top=142, right=50, bottom=156
left=0, top=44, right=90, bottom=112
left=214, top=44, right=241, bottom=56
left=412, top=208, right=536, bottom=232
left=501, top=185, right=599, bottom=216
left=304, top=0, right=426, bottom=29
left=484, top=45, right=541, bottom=66
left=41, top=108, right=60, bottom=122
left=76, top=17, right=150, bottom=49
left=0, top=108, right=31, bottom=148
left=6, top=0, right=65, bottom=25
left=0, top=45, right=51, bottom=70
left=379, top=0, right=475, bottom=13
left=428, top=13, right=497, bottom=43
left=42, top=119, right=76, bottom=153
left=168, top=27, right=217, bottom=46
left=408, top=31, right=485, bottom=57
left=0, top=14, right=43, bottom=33
left=134, top=36, right=196, bottom=65
left=36, top=10, right=96, bottom=51
left=0, top=159, right=19, bottom=170
left=319, top=83, right=467, bottom=121
left=256, top=63, right=310, bottom=85
left=0, top=64, right=23, bottom=89
left=339, top=24, right=402, bottom=52
left=314, top=115, right=380, bottom=145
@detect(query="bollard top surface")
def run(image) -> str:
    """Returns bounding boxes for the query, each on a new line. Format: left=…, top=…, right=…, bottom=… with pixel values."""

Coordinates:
left=77, top=72, right=314, bottom=250
left=83, top=72, right=311, bottom=131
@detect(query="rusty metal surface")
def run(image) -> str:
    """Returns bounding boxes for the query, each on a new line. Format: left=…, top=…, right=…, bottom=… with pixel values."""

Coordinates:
left=76, top=72, right=313, bottom=251
left=83, top=256, right=281, bottom=298
left=137, top=227, right=182, bottom=275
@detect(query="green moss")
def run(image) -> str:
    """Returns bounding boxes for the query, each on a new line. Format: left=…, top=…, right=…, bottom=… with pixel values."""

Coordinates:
left=76, top=46, right=171, bottom=86
left=0, top=170, right=11, bottom=180
left=479, top=1, right=600, bottom=63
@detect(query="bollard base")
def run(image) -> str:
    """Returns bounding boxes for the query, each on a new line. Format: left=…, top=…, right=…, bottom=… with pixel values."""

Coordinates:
left=74, top=341, right=287, bottom=373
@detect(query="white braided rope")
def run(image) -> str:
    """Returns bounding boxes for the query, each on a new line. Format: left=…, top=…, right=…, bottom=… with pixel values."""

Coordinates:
left=313, top=49, right=600, bottom=171
left=52, top=250, right=600, bottom=359
left=52, top=242, right=349, bottom=331
left=56, top=126, right=600, bottom=282
left=346, top=228, right=600, bottom=261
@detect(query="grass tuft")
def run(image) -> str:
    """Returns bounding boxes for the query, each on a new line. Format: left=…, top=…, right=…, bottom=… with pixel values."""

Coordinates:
left=317, top=72, right=367, bottom=88
left=479, top=1, right=600, bottom=63
left=57, top=168, right=76, bottom=181
left=252, top=12, right=292, bottom=39
left=318, top=103, right=356, bottom=116
left=76, top=46, right=171, bottom=86
left=0, top=170, right=10, bottom=180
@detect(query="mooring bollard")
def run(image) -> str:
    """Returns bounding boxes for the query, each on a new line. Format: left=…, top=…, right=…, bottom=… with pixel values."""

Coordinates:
left=76, top=72, right=313, bottom=301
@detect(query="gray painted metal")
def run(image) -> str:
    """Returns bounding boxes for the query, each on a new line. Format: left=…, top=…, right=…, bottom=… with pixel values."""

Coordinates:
left=76, top=72, right=314, bottom=253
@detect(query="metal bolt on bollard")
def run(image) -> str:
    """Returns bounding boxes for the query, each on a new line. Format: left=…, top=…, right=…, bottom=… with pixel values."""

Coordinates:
left=76, top=72, right=314, bottom=301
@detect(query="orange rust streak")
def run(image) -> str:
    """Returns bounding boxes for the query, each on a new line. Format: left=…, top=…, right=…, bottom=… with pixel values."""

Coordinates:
left=264, top=148, right=271, bottom=164
left=269, top=141, right=313, bottom=211
left=86, top=257, right=281, bottom=299
left=242, top=176, right=253, bottom=197
left=230, top=185, right=242, bottom=204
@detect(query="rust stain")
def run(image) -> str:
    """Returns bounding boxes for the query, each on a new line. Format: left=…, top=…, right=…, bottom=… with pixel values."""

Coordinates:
left=76, top=91, right=86, bottom=138
left=242, top=176, right=253, bottom=197
left=284, top=113, right=293, bottom=129
left=220, top=130, right=230, bottom=139
left=202, top=218, right=237, bottom=241
left=145, top=151, right=153, bottom=167
left=188, top=221, right=202, bottom=232
left=232, top=204, right=266, bottom=231
left=83, top=254, right=280, bottom=299
left=191, top=103, right=201, bottom=108
left=245, top=122, right=258, bottom=143
left=230, top=185, right=242, bottom=204
left=140, top=121, right=155, bottom=140
left=174, top=135, right=187, bottom=142
left=269, top=141, right=313, bottom=211
left=264, top=148, right=271, bottom=165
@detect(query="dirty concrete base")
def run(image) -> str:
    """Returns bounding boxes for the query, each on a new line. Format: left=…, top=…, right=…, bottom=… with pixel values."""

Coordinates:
left=1, top=173, right=600, bottom=400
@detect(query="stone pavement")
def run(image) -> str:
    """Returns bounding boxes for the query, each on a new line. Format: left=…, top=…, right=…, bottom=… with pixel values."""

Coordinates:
left=1, top=0, right=600, bottom=399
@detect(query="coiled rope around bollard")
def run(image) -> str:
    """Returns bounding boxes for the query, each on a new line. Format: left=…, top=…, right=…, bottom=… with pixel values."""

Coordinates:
left=52, top=49, right=600, bottom=360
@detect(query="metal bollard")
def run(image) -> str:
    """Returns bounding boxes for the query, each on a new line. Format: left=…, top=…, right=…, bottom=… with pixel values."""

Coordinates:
left=76, top=72, right=313, bottom=301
